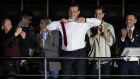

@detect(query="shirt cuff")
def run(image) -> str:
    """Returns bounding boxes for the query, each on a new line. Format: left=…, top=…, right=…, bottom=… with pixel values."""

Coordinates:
left=130, top=38, right=134, bottom=42
left=85, top=18, right=90, bottom=23
left=121, top=38, right=125, bottom=42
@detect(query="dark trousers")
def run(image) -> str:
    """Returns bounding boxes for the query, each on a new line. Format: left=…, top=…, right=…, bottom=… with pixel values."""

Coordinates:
left=118, top=61, right=140, bottom=79
left=20, top=62, right=30, bottom=79
left=61, top=48, right=87, bottom=79
left=0, top=63, right=20, bottom=79
left=92, top=62, right=111, bottom=79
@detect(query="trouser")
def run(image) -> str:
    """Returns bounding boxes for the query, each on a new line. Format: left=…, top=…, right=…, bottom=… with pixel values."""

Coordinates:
left=0, top=63, right=20, bottom=79
left=40, top=70, right=59, bottom=79
left=61, top=48, right=87, bottom=79
left=92, top=62, right=111, bottom=79
left=118, top=61, right=140, bottom=79
left=20, top=61, right=30, bottom=79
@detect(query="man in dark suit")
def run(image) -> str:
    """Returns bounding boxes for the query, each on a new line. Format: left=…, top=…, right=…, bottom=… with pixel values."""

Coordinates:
left=117, top=13, right=140, bottom=79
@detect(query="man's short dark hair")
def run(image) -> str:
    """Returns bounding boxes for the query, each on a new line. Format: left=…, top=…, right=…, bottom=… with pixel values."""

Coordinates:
left=126, top=13, right=137, bottom=19
left=94, top=6, right=105, bottom=14
left=68, top=2, right=80, bottom=11
left=21, top=10, right=33, bottom=19
left=1, top=17, right=10, bottom=26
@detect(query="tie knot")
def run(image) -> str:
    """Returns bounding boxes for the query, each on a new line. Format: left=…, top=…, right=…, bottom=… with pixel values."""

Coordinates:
left=129, top=29, right=132, bottom=32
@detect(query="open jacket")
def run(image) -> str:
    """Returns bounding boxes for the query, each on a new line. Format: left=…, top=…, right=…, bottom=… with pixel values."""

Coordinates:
left=36, top=30, right=61, bottom=71
left=117, top=27, right=140, bottom=56
left=0, top=29, right=29, bottom=64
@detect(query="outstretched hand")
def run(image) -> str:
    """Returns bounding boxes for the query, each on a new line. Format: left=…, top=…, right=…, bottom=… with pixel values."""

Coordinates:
left=77, top=17, right=86, bottom=23
left=61, top=18, right=69, bottom=24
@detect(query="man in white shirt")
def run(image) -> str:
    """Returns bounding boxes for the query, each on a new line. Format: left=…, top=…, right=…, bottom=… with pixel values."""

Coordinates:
left=87, top=6, right=115, bottom=79
left=46, top=3, right=101, bottom=79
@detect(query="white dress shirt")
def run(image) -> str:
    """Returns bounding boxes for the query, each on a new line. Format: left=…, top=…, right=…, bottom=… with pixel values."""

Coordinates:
left=42, top=32, right=48, bottom=42
left=46, top=18, right=101, bottom=51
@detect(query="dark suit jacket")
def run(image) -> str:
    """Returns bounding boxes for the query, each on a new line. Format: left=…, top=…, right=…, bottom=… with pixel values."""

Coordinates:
left=117, top=27, right=140, bottom=56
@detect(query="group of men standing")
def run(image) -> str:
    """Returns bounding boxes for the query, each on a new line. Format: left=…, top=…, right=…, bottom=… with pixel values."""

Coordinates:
left=0, top=2, right=140, bottom=79
left=46, top=2, right=140, bottom=79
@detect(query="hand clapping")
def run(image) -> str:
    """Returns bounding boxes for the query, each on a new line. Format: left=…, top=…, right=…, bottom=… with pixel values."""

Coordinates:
left=121, top=28, right=127, bottom=40
left=14, top=27, right=22, bottom=37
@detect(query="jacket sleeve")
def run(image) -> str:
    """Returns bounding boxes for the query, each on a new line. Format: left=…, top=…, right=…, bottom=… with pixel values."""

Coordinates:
left=2, top=33, right=16, bottom=48
left=46, top=21, right=60, bottom=31
left=117, top=30, right=129, bottom=51
left=20, top=36, right=30, bottom=48
left=105, top=24, right=116, bottom=46
left=129, top=32, right=140, bottom=47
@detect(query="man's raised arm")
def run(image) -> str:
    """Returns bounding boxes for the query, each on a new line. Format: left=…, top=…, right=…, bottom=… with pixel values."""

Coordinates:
left=86, top=18, right=101, bottom=28
left=77, top=17, right=101, bottom=28
left=46, top=21, right=60, bottom=30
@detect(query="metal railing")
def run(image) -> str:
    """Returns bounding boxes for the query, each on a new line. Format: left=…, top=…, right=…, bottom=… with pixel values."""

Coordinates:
left=0, top=57, right=140, bottom=79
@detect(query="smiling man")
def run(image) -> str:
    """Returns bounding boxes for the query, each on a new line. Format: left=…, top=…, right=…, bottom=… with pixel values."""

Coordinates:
left=118, top=13, right=140, bottom=79
left=86, top=6, right=115, bottom=79
left=46, top=3, right=101, bottom=79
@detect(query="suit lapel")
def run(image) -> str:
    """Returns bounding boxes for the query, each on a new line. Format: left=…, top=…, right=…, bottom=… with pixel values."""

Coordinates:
left=133, top=27, right=138, bottom=37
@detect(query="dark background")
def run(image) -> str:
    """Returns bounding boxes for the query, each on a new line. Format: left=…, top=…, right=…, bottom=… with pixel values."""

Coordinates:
left=0, top=0, right=140, bottom=27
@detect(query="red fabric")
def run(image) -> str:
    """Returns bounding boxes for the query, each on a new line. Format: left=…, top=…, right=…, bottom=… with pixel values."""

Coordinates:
left=128, top=29, right=132, bottom=39
left=6, top=39, right=20, bottom=65
left=61, top=21, right=68, bottom=47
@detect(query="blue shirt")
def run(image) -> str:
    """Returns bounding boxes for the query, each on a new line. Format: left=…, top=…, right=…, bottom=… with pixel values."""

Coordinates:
left=42, top=32, right=48, bottom=42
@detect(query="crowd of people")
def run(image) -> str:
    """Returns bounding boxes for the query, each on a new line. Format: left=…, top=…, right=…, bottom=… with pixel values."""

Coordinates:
left=0, top=2, right=140, bottom=79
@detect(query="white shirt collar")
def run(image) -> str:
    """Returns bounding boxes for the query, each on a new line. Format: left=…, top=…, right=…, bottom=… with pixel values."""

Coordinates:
left=18, top=23, right=29, bottom=27
left=43, top=32, right=48, bottom=35
left=127, top=26, right=135, bottom=32
left=68, top=17, right=78, bottom=21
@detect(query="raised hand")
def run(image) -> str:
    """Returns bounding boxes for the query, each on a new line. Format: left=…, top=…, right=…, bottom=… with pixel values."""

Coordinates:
left=121, top=28, right=127, bottom=40
left=103, top=24, right=108, bottom=33
left=61, top=18, right=69, bottom=24
left=38, top=38, right=44, bottom=47
left=42, top=28, right=48, bottom=33
left=20, top=31, right=26, bottom=39
left=14, top=27, right=22, bottom=37
left=77, top=17, right=86, bottom=23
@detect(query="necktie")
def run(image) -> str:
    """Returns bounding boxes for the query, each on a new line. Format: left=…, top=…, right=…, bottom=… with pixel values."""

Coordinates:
left=128, top=29, right=132, bottom=39
left=61, top=21, right=68, bottom=47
